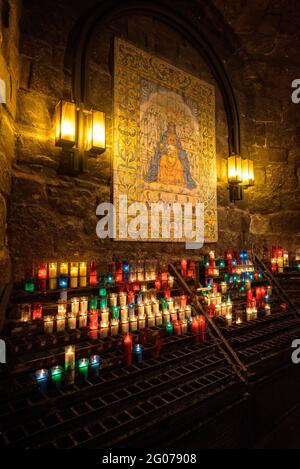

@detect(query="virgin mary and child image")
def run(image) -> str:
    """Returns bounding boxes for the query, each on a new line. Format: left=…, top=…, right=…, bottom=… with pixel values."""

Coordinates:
left=145, top=123, right=197, bottom=190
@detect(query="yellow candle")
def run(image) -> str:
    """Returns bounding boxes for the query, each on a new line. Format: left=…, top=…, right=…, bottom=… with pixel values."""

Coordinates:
left=100, top=322, right=109, bottom=338
left=80, top=297, right=88, bottom=314
left=71, top=297, right=80, bottom=314
left=110, top=320, right=119, bottom=336
left=79, top=312, right=87, bottom=328
left=70, top=262, right=79, bottom=288
left=49, top=262, right=58, bottom=290
left=79, top=262, right=87, bottom=287
left=120, top=307, right=128, bottom=323
left=155, top=313, right=162, bottom=326
left=65, top=345, right=75, bottom=370
left=147, top=315, right=155, bottom=328
left=130, top=318, right=138, bottom=332
left=121, top=321, right=129, bottom=334
left=68, top=313, right=77, bottom=330
left=60, top=262, right=69, bottom=275
left=20, top=304, right=31, bottom=322
left=44, top=315, right=54, bottom=333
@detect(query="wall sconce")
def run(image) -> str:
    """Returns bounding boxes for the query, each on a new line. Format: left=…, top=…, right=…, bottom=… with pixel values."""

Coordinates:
left=55, top=100, right=106, bottom=174
left=241, top=159, right=255, bottom=187
left=84, top=110, right=106, bottom=154
left=227, top=155, right=254, bottom=203
left=55, top=100, right=77, bottom=148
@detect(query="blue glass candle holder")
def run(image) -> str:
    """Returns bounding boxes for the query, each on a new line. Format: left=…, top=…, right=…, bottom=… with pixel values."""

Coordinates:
left=133, top=344, right=143, bottom=364
left=59, top=275, right=69, bottom=289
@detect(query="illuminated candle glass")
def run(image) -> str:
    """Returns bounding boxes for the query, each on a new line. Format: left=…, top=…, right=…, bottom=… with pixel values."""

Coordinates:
left=37, top=263, right=47, bottom=291
left=20, top=304, right=31, bottom=322
left=100, top=321, right=109, bottom=338
left=180, top=295, right=187, bottom=309
left=185, top=306, right=192, bottom=318
left=70, top=262, right=79, bottom=288
left=123, top=333, right=133, bottom=366
left=165, top=321, right=173, bottom=336
left=65, top=345, right=75, bottom=371
left=59, top=274, right=69, bottom=289
left=170, top=311, right=177, bottom=322
left=228, top=155, right=242, bottom=183
left=79, top=311, right=88, bottom=328
left=71, top=297, right=80, bottom=315
left=99, top=287, right=107, bottom=297
left=133, top=344, right=143, bottom=364
left=119, top=292, right=127, bottom=307
left=44, top=315, right=54, bottom=333
left=155, top=313, right=163, bottom=326
left=51, top=365, right=63, bottom=387
left=60, top=262, right=69, bottom=275
left=265, top=304, right=271, bottom=316
left=89, top=296, right=98, bottom=310
left=147, top=314, right=155, bottom=328
left=181, top=319, right=188, bottom=334
left=168, top=276, right=175, bottom=288
left=226, top=313, right=233, bottom=326
left=163, top=311, right=170, bottom=324
left=68, top=312, right=77, bottom=330
left=111, top=319, right=119, bottom=336
left=112, top=306, right=120, bottom=320
left=152, top=301, right=159, bottom=315
left=80, top=296, right=88, bottom=314
left=192, top=317, right=200, bottom=343
left=130, top=317, right=138, bottom=332
left=161, top=298, right=168, bottom=313
left=48, top=262, right=58, bottom=290
left=138, top=316, right=146, bottom=330
left=109, top=293, right=117, bottom=307
left=120, top=306, right=129, bottom=323
left=24, top=276, right=35, bottom=293
left=121, top=321, right=129, bottom=334
left=89, top=310, right=99, bottom=331
left=32, top=303, right=43, bottom=321
left=173, top=320, right=181, bottom=336
left=246, top=307, right=253, bottom=321
left=178, top=309, right=185, bottom=321
left=56, top=309, right=66, bottom=332
left=35, top=369, right=48, bottom=393
left=89, top=261, right=98, bottom=287
left=138, top=304, right=145, bottom=317
left=155, top=277, right=161, bottom=290
left=236, top=312, right=243, bottom=324
left=78, top=358, right=89, bottom=380
left=90, top=355, right=101, bottom=377
left=79, top=262, right=87, bottom=287
left=281, top=304, right=287, bottom=313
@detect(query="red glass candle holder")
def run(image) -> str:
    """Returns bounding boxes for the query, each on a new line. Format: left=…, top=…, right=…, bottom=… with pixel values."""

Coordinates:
left=32, top=304, right=43, bottom=321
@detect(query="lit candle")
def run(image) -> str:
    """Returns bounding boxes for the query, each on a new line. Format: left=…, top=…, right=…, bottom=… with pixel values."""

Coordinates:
left=90, top=355, right=101, bottom=377
left=32, top=303, right=43, bottom=321
left=138, top=316, right=146, bottom=330
left=281, top=304, right=287, bottom=313
left=71, top=297, right=80, bottom=314
left=48, top=262, right=58, bottom=290
left=145, top=302, right=152, bottom=315
left=152, top=301, right=159, bottom=315
left=155, top=313, right=163, bottom=326
left=109, top=293, right=118, bottom=307
left=37, top=263, right=47, bottom=291
left=246, top=307, right=253, bottom=321
left=198, top=315, right=206, bottom=342
left=70, top=262, right=79, bottom=288
left=65, top=345, right=75, bottom=371
left=173, top=320, right=181, bottom=336
left=79, top=262, right=87, bottom=287
left=44, top=315, right=54, bottom=333
left=265, top=304, right=271, bottom=316
left=165, top=321, right=173, bottom=336
left=112, top=305, right=120, bottom=320
left=51, top=365, right=63, bottom=387
left=130, top=317, right=138, bottom=332
left=119, top=292, right=127, bottom=307
left=35, top=369, right=48, bottom=393
left=178, top=309, right=185, bottom=321
left=120, top=306, right=129, bottom=323
left=121, top=321, right=129, bottom=334
left=168, top=276, right=175, bottom=288
left=138, top=304, right=145, bottom=317
left=60, top=262, right=69, bottom=275
left=226, top=313, right=233, bottom=326
left=89, top=310, right=99, bottom=331
left=220, top=282, right=227, bottom=294
left=111, top=319, right=119, bottom=336
left=133, top=344, right=143, bottom=364
left=78, top=358, right=89, bottom=380
left=170, top=311, right=177, bottom=322
left=180, top=295, right=187, bottom=309
left=192, top=317, right=199, bottom=343
left=68, top=312, right=77, bottom=330
left=89, top=296, right=98, bottom=310
left=80, top=296, right=88, bottom=314
left=89, top=261, right=98, bottom=287
left=181, top=319, right=188, bottom=334
left=79, top=311, right=87, bottom=328
left=20, top=304, right=31, bottom=322
left=100, top=321, right=109, bottom=338
left=147, top=314, right=155, bottom=328
left=123, top=333, right=133, bottom=367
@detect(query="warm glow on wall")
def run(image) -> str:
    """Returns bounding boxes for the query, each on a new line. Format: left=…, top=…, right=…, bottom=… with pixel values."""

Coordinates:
left=85, top=110, right=106, bottom=154
left=55, top=100, right=77, bottom=147
left=242, top=159, right=255, bottom=186
left=228, top=155, right=242, bottom=183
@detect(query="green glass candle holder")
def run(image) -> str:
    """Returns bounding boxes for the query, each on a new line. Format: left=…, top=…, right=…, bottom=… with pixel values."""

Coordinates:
left=24, top=278, right=35, bottom=293
left=99, top=287, right=107, bottom=297
left=161, top=299, right=168, bottom=312
left=112, top=306, right=120, bottom=320
left=99, top=297, right=107, bottom=309
left=165, top=321, right=173, bottom=336
left=89, top=296, right=98, bottom=310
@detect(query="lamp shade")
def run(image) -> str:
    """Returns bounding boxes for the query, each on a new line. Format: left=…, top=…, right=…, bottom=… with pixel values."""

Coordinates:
left=85, top=110, right=106, bottom=154
left=228, top=155, right=242, bottom=183
left=242, top=159, right=255, bottom=186
left=55, top=100, right=77, bottom=147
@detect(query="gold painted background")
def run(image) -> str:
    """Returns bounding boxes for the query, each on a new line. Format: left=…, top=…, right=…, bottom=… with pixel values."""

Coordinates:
left=113, top=38, right=217, bottom=242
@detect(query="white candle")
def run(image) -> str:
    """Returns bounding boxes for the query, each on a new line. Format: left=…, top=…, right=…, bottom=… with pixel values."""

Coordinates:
left=121, top=321, right=129, bottom=334
left=109, top=294, right=118, bottom=307
left=152, top=301, right=159, bottom=315
left=44, top=315, right=54, bottom=333
left=120, top=307, right=129, bottom=323
left=80, top=297, right=88, bottom=314
left=65, top=346, right=75, bottom=371
left=100, top=322, right=109, bottom=338
left=68, top=313, right=77, bottom=330
left=119, top=292, right=127, bottom=307
left=110, top=320, right=119, bottom=336
left=147, top=315, right=155, bottom=328
left=130, top=318, right=138, bottom=332
left=155, top=314, right=163, bottom=326
left=71, top=297, right=80, bottom=315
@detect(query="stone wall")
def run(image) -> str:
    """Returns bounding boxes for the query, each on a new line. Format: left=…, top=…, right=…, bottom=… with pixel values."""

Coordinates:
left=0, top=0, right=20, bottom=286
left=6, top=0, right=300, bottom=280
